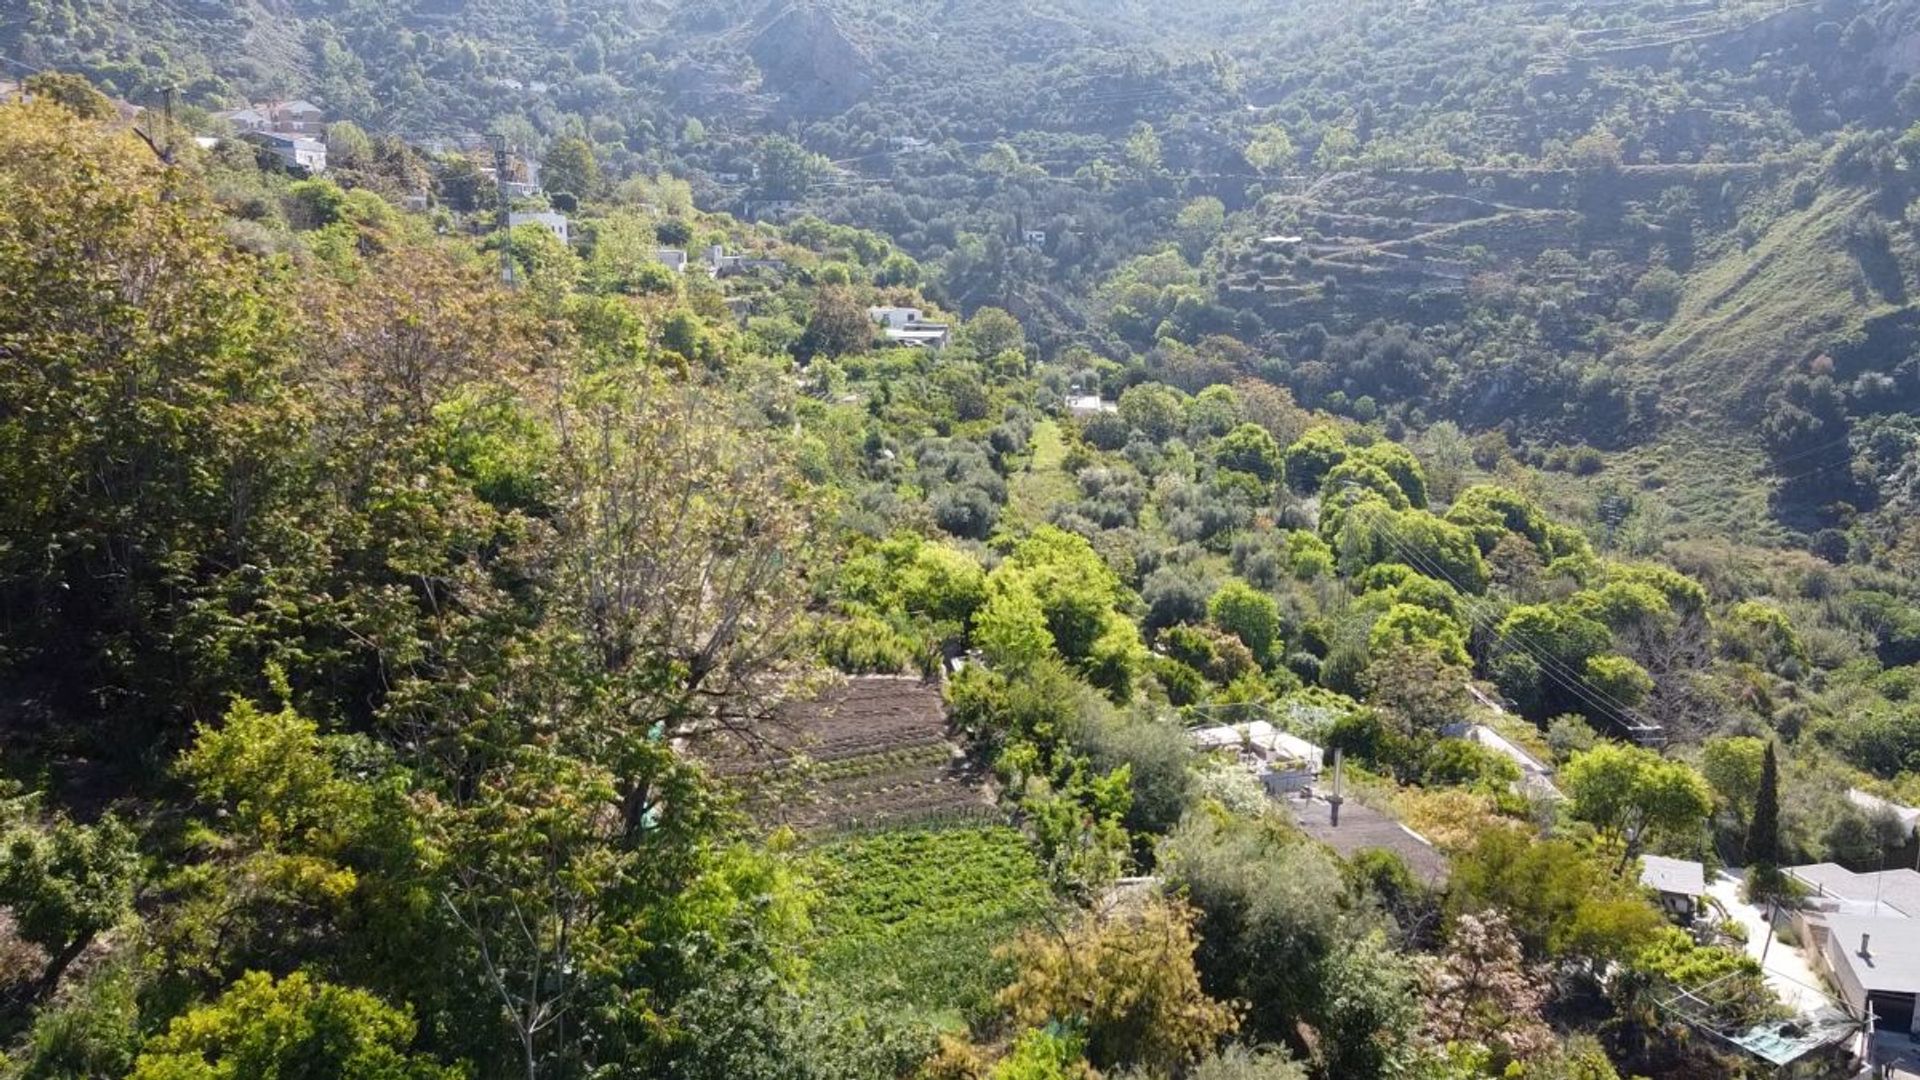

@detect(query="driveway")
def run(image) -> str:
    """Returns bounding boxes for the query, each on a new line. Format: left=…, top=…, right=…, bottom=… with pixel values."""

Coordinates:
left=1704, top=869, right=1835, bottom=1017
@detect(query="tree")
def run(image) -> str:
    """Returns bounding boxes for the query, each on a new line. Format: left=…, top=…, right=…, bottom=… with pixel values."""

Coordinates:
left=1209, top=579, right=1282, bottom=665
left=437, top=153, right=493, bottom=212
left=757, top=136, right=829, bottom=199
left=0, top=98, right=304, bottom=744
left=1421, top=912, right=1552, bottom=1064
left=128, top=971, right=459, bottom=1080
left=1245, top=125, right=1297, bottom=174
left=22, top=72, right=115, bottom=121
left=1215, top=424, right=1283, bottom=484
left=1446, top=828, right=1663, bottom=963
left=1367, top=604, right=1469, bottom=669
left=541, top=135, right=600, bottom=200
left=325, top=120, right=374, bottom=167
left=1363, top=645, right=1470, bottom=735
left=796, top=286, right=873, bottom=361
left=960, top=306, right=1025, bottom=358
left=0, top=800, right=139, bottom=1015
left=1700, top=736, right=1766, bottom=830
left=1562, top=744, right=1712, bottom=872
left=1283, top=428, right=1349, bottom=494
left=1119, top=383, right=1187, bottom=443
left=1124, top=122, right=1163, bottom=174
left=999, top=898, right=1240, bottom=1074
left=1743, top=742, right=1781, bottom=877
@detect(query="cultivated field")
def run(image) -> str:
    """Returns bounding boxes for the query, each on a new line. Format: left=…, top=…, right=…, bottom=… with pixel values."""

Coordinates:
left=698, top=675, right=993, bottom=831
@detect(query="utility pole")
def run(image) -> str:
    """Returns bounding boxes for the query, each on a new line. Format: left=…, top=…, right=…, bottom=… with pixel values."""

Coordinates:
left=1329, top=747, right=1345, bottom=827
left=490, top=133, right=513, bottom=285
left=161, top=85, right=175, bottom=164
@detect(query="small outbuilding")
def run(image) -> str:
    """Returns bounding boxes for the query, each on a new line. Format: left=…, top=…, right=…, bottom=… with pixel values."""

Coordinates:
left=1637, top=854, right=1706, bottom=922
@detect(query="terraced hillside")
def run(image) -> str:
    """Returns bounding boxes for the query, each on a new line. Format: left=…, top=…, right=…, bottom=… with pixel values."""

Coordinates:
left=698, top=674, right=992, bottom=831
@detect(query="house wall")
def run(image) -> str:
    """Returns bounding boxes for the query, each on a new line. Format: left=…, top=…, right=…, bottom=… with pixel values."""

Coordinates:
left=1817, top=933, right=1869, bottom=1015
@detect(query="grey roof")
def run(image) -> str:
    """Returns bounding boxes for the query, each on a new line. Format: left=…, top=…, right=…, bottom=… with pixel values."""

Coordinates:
left=1849, top=789, right=1920, bottom=837
left=1639, top=854, right=1706, bottom=898
left=1285, top=795, right=1449, bottom=883
left=1788, top=864, right=1920, bottom=918
left=1821, top=914, right=1920, bottom=994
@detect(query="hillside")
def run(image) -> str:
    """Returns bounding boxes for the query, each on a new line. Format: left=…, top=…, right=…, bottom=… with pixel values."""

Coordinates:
left=13, top=5, right=1920, bottom=1079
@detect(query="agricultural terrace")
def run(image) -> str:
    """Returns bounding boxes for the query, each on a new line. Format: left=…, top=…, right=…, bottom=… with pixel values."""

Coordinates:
left=698, top=675, right=993, bottom=831
left=807, top=824, right=1052, bottom=1028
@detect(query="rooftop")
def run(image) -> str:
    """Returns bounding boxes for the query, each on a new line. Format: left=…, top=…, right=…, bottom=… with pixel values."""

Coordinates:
left=1285, top=794, right=1448, bottom=883
left=1639, top=854, right=1706, bottom=898
left=1787, top=864, right=1920, bottom=919
left=1820, top=914, right=1920, bottom=994
left=1848, top=789, right=1920, bottom=837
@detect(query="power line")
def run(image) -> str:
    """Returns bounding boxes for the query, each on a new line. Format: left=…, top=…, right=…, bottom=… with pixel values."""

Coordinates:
left=1354, top=498, right=1661, bottom=734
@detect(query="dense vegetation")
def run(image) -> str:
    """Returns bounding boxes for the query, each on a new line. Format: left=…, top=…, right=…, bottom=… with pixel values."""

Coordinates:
left=6, top=1, right=1920, bottom=1077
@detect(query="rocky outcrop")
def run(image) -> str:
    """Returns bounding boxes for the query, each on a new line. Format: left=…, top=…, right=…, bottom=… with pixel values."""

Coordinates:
left=748, top=3, right=872, bottom=114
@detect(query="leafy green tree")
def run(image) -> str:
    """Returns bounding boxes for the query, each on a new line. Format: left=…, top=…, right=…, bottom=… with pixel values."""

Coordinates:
left=1215, top=424, right=1283, bottom=484
left=1562, top=744, right=1712, bottom=871
left=0, top=100, right=304, bottom=739
left=540, top=134, right=600, bottom=199
left=1208, top=579, right=1282, bottom=665
left=796, top=285, right=872, bottom=362
left=128, top=971, right=459, bottom=1080
left=1124, top=122, right=1163, bottom=174
left=1245, top=125, right=1297, bottom=174
left=960, top=306, right=1025, bottom=358
left=1582, top=655, right=1653, bottom=709
left=1446, top=829, right=1663, bottom=962
left=1699, top=736, right=1765, bottom=830
left=1363, top=644, right=1471, bottom=738
left=1283, top=427, right=1349, bottom=494
left=1368, top=604, right=1469, bottom=668
left=1119, top=383, right=1188, bottom=443
left=1719, top=601, right=1808, bottom=675
left=324, top=120, right=374, bottom=167
left=0, top=799, right=139, bottom=1013
left=1357, top=442, right=1428, bottom=508
left=22, top=72, right=115, bottom=121
left=757, top=136, right=830, bottom=199
left=1000, top=899, right=1239, bottom=1074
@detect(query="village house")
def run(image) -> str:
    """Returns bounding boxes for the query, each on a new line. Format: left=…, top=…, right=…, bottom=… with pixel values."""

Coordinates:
left=655, top=248, right=689, bottom=273
left=244, top=131, right=326, bottom=173
left=507, top=210, right=570, bottom=243
left=222, top=100, right=326, bottom=137
left=704, top=244, right=787, bottom=277
left=1785, top=863, right=1920, bottom=1036
left=869, top=306, right=951, bottom=349
left=1637, top=854, right=1706, bottom=923
left=1065, top=393, right=1117, bottom=417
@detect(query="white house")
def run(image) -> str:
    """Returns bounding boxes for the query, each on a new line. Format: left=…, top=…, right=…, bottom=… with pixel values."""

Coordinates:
left=508, top=211, right=570, bottom=243
left=1637, top=855, right=1705, bottom=922
left=868, top=306, right=950, bottom=349
left=1065, top=394, right=1117, bottom=417
left=1022, top=229, right=1047, bottom=250
left=1784, top=863, right=1920, bottom=1033
left=245, top=132, right=326, bottom=173
left=655, top=248, right=689, bottom=273
left=1810, top=916, right=1920, bottom=1036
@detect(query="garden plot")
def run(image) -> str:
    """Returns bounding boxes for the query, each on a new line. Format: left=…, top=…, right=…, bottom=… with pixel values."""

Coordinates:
left=698, top=675, right=992, bottom=831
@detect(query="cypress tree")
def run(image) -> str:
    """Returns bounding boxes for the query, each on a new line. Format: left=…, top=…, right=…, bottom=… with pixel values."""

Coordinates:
left=1744, top=741, right=1781, bottom=873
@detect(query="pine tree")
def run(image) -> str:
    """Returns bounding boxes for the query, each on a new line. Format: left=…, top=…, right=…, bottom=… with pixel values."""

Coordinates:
left=1744, top=741, right=1781, bottom=876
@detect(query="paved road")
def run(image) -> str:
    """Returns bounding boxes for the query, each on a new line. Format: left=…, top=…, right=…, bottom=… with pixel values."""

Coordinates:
left=1705, top=869, right=1834, bottom=1016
